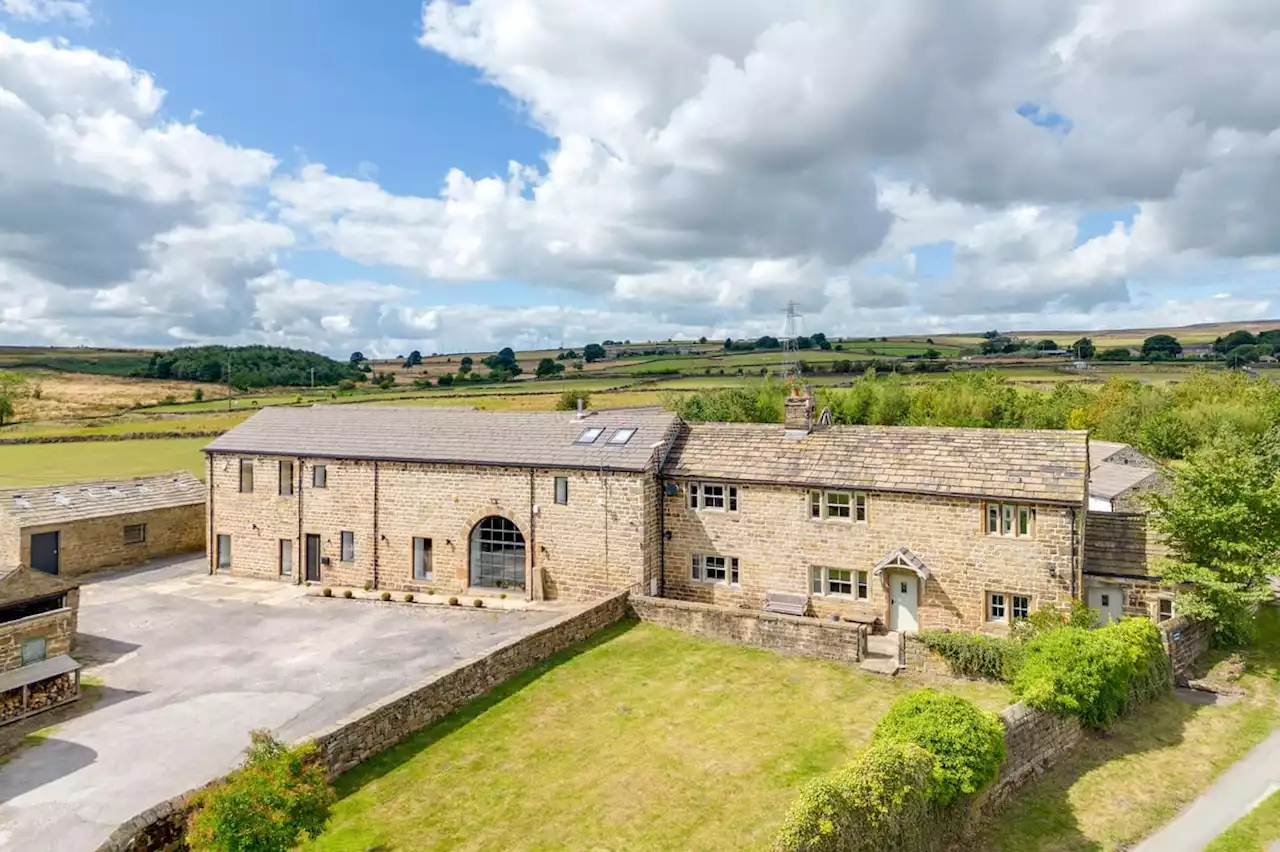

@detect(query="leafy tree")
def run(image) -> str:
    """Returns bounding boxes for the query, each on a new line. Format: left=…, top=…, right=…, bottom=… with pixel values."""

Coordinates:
left=458, top=356, right=472, bottom=375
left=193, top=388, right=204, bottom=402
left=1072, top=337, right=1096, bottom=359
left=697, top=336, right=708, bottom=344
left=142, top=346, right=361, bottom=388
left=535, top=357, right=565, bottom=378
left=1148, top=431, right=1280, bottom=643
left=187, top=731, right=334, bottom=852
left=582, top=343, right=607, bottom=362
left=572, top=360, right=584, bottom=372
left=794, top=335, right=813, bottom=349
left=371, top=371, right=396, bottom=389
left=555, top=390, right=590, bottom=411
left=755, top=335, right=781, bottom=350
left=404, top=350, right=423, bottom=367
left=1257, top=329, right=1280, bottom=347
left=1214, top=330, right=1257, bottom=354
left=980, top=336, right=1015, bottom=355
left=1141, top=334, right=1183, bottom=359
left=348, top=351, right=364, bottom=367
left=436, top=372, right=454, bottom=387
left=1095, top=346, right=1132, bottom=362
left=1225, top=344, right=1261, bottom=368
left=723, top=337, right=733, bottom=351
left=1034, top=339, right=1059, bottom=351
left=923, top=348, right=941, bottom=360
left=0, top=371, right=28, bottom=426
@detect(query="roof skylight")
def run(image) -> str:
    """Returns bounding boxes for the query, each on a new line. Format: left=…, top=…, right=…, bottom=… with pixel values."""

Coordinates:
left=576, top=426, right=605, bottom=444
left=608, top=427, right=637, bottom=445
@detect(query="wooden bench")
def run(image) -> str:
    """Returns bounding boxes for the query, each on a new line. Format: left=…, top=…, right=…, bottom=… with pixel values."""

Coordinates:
left=763, top=591, right=809, bottom=617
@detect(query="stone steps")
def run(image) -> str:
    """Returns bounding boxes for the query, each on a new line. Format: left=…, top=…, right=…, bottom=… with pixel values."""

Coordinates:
left=860, top=631, right=902, bottom=676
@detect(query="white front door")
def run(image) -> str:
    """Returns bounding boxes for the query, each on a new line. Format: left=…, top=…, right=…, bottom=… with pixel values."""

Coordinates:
left=1087, top=585, right=1123, bottom=625
left=890, top=573, right=919, bottom=633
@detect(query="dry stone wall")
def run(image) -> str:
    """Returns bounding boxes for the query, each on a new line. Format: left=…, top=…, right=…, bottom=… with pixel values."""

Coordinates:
left=95, top=591, right=631, bottom=852
left=628, top=595, right=865, bottom=662
left=985, top=702, right=1083, bottom=805
left=1160, top=615, right=1213, bottom=684
left=0, top=601, right=75, bottom=672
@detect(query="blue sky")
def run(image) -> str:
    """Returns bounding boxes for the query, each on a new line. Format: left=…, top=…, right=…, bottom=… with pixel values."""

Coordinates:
left=0, top=0, right=1276, bottom=354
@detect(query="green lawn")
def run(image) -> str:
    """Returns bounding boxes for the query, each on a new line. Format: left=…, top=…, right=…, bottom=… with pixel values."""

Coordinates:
left=301, top=621, right=1009, bottom=852
left=973, top=607, right=1280, bottom=852
left=0, top=437, right=209, bottom=486
left=1206, top=788, right=1280, bottom=852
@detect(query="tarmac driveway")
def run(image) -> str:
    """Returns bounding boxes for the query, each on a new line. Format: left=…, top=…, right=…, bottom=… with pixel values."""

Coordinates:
left=0, top=557, right=563, bottom=851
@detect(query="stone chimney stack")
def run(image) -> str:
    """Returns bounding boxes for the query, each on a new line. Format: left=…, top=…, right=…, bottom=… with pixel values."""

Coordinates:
left=784, top=387, right=814, bottom=436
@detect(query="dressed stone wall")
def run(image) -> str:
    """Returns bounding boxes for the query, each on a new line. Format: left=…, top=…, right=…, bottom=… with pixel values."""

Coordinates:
left=208, top=452, right=656, bottom=601
left=0, top=595, right=76, bottom=673
left=628, top=594, right=866, bottom=662
left=17, top=505, right=204, bottom=578
left=662, top=482, right=1078, bottom=632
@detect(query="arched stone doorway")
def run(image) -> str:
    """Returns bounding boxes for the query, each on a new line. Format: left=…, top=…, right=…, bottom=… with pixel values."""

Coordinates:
left=469, top=515, right=527, bottom=590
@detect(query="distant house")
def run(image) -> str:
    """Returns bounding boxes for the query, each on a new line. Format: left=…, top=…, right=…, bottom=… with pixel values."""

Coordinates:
left=0, top=565, right=81, bottom=726
left=0, top=473, right=206, bottom=578
left=1087, top=441, right=1170, bottom=513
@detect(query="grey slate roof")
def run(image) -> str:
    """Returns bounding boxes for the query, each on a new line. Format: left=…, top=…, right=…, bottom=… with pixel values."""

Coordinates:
left=1089, top=462, right=1161, bottom=501
left=662, top=423, right=1089, bottom=504
left=0, top=472, right=205, bottom=528
left=0, top=565, right=79, bottom=607
left=204, top=406, right=681, bottom=473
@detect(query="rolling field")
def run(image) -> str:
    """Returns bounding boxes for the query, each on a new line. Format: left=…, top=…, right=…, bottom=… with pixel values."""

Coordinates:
left=0, top=437, right=209, bottom=487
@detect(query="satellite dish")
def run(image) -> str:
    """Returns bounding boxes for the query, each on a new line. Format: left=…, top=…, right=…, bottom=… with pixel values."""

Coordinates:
left=663, top=483, right=679, bottom=497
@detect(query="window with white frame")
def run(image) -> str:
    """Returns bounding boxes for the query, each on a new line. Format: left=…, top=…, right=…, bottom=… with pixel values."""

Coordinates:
left=987, top=592, right=1006, bottom=621
left=1157, top=598, right=1175, bottom=622
left=985, top=503, right=1035, bottom=537
left=810, top=566, right=869, bottom=599
left=810, top=489, right=867, bottom=521
left=554, top=476, right=569, bottom=505
left=340, top=531, right=355, bottom=563
left=1011, top=595, right=1030, bottom=620
left=413, top=537, right=433, bottom=581
left=688, top=482, right=738, bottom=512
left=690, top=554, right=740, bottom=585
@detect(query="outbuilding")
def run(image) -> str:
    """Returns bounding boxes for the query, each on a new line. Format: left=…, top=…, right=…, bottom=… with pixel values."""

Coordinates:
left=0, top=564, right=81, bottom=725
left=0, top=472, right=206, bottom=577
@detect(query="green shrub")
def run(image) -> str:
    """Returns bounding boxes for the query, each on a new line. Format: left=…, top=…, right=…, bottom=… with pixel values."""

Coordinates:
left=1012, top=626, right=1130, bottom=728
left=473, top=598, right=484, bottom=608
left=380, top=591, right=391, bottom=602
left=448, top=596, right=459, bottom=606
left=1012, top=601, right=1098, bottom=641
left=774, top=742, right=939, bottom=852
left=342, top=589, right=353, bottom=599
left=321, top=587, right=331, bottom=598
left=871, top=689, right=1005, bottom=805
left=1104, top=617, right=1172, bottom=708
left=187, top=731, right=334, bottom=852
left=363, top=581, right=372, bottom=592
left=917, top=631, right=1024, bottom=682
left=404, top=593, right=414, bottom=603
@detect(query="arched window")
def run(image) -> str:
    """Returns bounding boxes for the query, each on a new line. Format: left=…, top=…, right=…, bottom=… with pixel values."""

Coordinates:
left=469, top=516, right=526, bottom=590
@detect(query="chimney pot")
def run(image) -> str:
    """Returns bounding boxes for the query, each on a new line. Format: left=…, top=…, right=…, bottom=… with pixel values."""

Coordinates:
left=784, top=388, right=814, bottom=436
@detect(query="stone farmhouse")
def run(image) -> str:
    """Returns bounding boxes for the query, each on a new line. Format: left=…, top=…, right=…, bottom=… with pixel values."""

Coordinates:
left=0, top=473, right=206, bottom=578
left=204, top=393, right=1104, bottom=632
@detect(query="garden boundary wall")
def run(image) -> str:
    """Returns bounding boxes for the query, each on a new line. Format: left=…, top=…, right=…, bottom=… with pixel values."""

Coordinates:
left=94, top=589, right=631, bottom=852
left=628, top=594, right=866, bottom=662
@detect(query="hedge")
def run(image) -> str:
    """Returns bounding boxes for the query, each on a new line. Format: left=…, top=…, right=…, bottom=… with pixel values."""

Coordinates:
left=773, top=742, right=941, bottom=852
left=916, top=631, right=1024, bottom=682
left=1106, top=617, right=1173, bottom=708
left=871, top=689, right=1006, bottom=805
left=1012, top=626, right=1129, bottom=728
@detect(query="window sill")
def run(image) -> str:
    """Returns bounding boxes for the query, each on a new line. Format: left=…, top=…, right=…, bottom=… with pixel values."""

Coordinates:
left=815, top=593, right=869, bottom=602
left=691, top=580, right=740, bottom=588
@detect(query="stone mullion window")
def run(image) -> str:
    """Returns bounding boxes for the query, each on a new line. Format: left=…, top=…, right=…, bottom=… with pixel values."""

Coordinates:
left=984, top=502, right=1036, bottom=538
left=690, top=553, right=740, bottom=586
left=809, top=489, right=867, bottom=522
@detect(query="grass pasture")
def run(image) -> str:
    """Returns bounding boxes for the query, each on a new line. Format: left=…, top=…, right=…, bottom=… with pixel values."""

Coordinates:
left=5, top=371, right=217, bottom=421
left=0, top=437, right=209, bottom=487
left=301, top=621, right=1008, bottom=852
left=0, top=346, right=153, bottom=377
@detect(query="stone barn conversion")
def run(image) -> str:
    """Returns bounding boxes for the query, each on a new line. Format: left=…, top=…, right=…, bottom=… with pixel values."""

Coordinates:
left=0, top=473, right=206, bottom=578
left=204, top=397, right=1113, bottom=633
left=0, top=565, right=81, bottom=725
left=202, top=406, right=680, bottom=600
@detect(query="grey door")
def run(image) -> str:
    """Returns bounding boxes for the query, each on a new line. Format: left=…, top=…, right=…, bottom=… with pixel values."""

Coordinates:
left=305, top=534, right=321, bottom=582
left=30, top=532, right=59, bottom=575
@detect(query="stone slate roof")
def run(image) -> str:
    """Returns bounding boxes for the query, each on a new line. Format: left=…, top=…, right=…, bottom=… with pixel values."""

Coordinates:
left=204, top=406, right=681, bottom=473
left=663, top=423, right=1089, bottom=504
left=0, top=472, right=205, bottom=528
left=0, top=565, right=79, bottom=607
left=1089, top=462, right=1161, bottom=500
